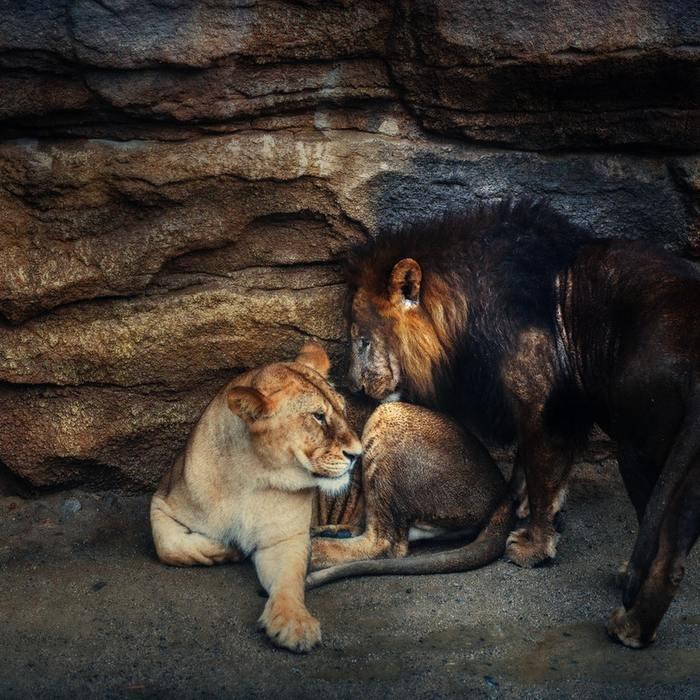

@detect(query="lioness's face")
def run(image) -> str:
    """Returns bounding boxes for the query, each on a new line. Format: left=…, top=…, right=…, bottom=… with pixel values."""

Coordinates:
left=347, top=289, right=402, bottom=402
left=228, top=343, right=362, bottom=495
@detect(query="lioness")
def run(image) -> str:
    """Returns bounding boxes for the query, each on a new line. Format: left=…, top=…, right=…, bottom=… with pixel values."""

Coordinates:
left=308, top=401, right=514, bottom=589
left=150, top=342, right=362, bottom=653
left=346, top=199, right=700, bottom=648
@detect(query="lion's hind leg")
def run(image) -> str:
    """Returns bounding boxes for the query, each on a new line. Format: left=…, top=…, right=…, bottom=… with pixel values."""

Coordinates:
left=150, top=497, right=243, bottom=566
left=311, top=441, right=407, bottom=570
left=610, top=443, right=700, bottom=648
left=310, top=529, right=403, bottom=571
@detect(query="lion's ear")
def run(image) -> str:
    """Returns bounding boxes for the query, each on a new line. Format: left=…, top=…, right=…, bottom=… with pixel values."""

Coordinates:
left=227, top=386, right=274, bottom=422
left=295, top=341, right=331, bottom=378
left=390, top=258, right=422, bottom=308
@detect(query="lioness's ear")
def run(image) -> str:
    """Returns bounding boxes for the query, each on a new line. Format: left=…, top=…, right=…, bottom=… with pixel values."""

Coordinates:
left=227, top=386, right=274, bottom=422
left=390, top=258, right=422, bottom=308
left=295, top=341, right=331, bottom=378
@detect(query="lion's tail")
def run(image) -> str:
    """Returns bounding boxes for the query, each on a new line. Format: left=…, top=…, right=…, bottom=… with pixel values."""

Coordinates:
left=305, top=491, right=516, bottom=590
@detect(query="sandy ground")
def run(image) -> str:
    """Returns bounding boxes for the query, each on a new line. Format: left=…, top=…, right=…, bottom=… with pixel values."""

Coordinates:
left=1, top=461, right=699, bottom=699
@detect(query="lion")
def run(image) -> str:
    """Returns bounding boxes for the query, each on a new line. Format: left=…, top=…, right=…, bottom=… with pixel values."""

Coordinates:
left=345, top=199, right=700, bottom=648
left=307, top=401, right=515, bottom=589
left=150, top=342, right=362, bottom=653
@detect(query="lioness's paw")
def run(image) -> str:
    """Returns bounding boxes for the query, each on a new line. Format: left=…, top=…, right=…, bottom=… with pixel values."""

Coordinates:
left=258, top=596, right=321, bottom=653
left=606, top=607, right=655, bottom=649
left=505, top=527, right=557, bottom=568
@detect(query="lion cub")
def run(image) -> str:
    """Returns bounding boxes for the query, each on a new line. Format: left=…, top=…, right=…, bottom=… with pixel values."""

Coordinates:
left=150, top=342, right=361, bottom=653
left=308, top=402, right=513, bottom=588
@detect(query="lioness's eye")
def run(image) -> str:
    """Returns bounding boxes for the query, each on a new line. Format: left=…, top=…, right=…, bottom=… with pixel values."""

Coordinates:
left=312, top=412, right=326, bottom=425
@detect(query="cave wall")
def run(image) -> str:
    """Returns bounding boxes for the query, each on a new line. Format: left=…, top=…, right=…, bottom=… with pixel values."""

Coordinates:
left=0, top=0, right=698, bottom=490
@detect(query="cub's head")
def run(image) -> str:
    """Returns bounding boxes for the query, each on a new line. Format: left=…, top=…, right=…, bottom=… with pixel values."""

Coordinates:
left=227, top=342, right=362, bottom=495
left=348, top=257, right=457, bottom=404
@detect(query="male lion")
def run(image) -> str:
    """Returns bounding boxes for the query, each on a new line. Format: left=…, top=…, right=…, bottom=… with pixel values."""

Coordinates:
left=150, top=342, right=362, bottom=653
left=346, top=199, right=700, bottom=648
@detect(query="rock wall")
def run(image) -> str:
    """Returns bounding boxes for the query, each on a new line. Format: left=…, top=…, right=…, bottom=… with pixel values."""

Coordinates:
left=0, top=0, right=698, bottom=490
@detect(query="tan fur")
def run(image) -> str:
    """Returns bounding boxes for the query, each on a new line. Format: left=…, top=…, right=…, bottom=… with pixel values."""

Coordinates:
left=307, top=402, right=513, bottom=588
left=150, top=342, right=361, bottom=653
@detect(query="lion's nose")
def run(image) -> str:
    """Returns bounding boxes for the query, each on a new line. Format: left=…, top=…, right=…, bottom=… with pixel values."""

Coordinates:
left=342, top=450, right=361, bottom=468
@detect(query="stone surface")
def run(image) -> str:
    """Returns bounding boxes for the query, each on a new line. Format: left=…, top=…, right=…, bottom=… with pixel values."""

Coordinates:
left=1, top=1, right=697, bottom=148
left=0, top=1, right=698, bottom=489
left=670, top=156, right=700, bottom=256
left=0, top=0, right=393, bottom=137
left=389, top=0, right=700, bottom=149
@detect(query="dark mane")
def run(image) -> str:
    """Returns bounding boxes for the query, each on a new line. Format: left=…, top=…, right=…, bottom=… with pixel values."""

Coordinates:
left=347, top=199, right=595, bottom=443
left=347, top=199, right=591, bottom=299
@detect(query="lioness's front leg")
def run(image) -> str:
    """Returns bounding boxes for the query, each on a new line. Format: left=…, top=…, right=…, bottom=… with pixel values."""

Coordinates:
left=151, top=496, right=244, bottom=566
left=254, top=533, right=321, bottom=653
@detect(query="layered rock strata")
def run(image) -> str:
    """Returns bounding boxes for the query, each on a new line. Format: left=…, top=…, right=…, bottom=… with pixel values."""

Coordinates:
left=0, top=0, right=697, bottom=489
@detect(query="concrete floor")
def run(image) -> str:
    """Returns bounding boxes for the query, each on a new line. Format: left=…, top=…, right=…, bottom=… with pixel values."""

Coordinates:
left=1, top=460, right=698, bottom=699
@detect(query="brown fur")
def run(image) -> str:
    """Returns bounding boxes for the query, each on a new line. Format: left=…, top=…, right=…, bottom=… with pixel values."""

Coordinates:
left=306, top=402, right=515, bottom=589
left=346, top=201, right=700, bottom=648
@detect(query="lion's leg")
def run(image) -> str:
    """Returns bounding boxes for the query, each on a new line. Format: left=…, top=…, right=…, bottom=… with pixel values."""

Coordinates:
left=509, top=461, right=530, bottom=518
left=314, top=466, right=365, bottom=531
left=623, top=402, right=700, bottom=597
left=150, top=497, right=243, bottom=567
left=617, top=444, right=658, bottom=524
left=614, top=443, right=659, bottom=585
left=311, top=461, right=400, bottom=570
left=310, top=526, right=402, bottom=571
left=505, top=424, right=572, bottom=568
left=311, top=435, right=408, bottom=570
left=254, top=533, right=321, bottom=653
left=608, top=440, right=700, bottom=647
left=609, top=463, right=700, bottom=647
left=502, top=331, right=581, bottom=567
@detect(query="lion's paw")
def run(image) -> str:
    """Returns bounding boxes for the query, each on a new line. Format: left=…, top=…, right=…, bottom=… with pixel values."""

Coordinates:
left=505, top=527, right=557, bottom=568
left=606, top=607, right=655, bottom=649
left=258, top=596, right=321, bottom=653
